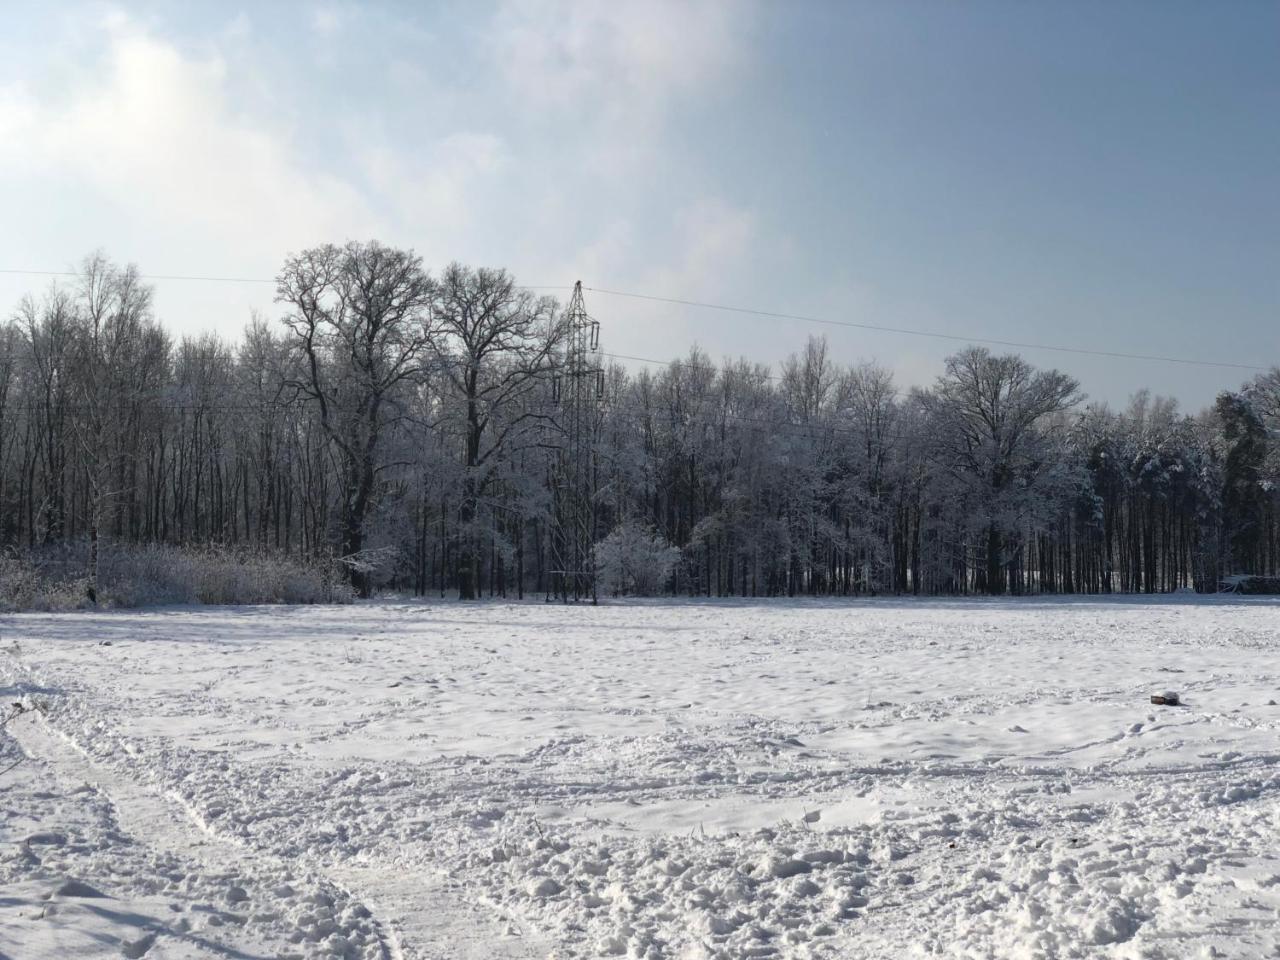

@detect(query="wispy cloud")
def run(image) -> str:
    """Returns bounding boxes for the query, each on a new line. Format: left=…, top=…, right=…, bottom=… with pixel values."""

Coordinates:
left=0, top=14, right=379, bottom=266
left=310, top=5, right=345, bottom=37
left=0, top=2, right=769, bottom=361
left=490, top=0, right=750, bottom=118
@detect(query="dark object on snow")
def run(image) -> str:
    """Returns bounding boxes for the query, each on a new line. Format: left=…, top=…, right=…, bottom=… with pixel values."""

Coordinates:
left=122, top=933, right=158, bottom=960
left=1219, top=574, right=1280, bottom=594
left=1151, top=692, right=1180, bottom=706
left=50, top=879, right=107, bottom=899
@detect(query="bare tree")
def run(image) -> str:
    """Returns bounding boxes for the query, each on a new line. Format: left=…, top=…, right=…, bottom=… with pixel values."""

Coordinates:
left=430, top=264, right=559, bottom=600
left=835, top=362, right=899, bottom=592
left=0, top=320, right=18, bottom=544
left=1, top=249, right=1275, bottom=603
left=19, top=287, right=78, bottom=542
left=71, top=254, right=161, bottom=602
left=918, top=347, right=1081, bottom=594
left=276, top=242, right=435, bottom=596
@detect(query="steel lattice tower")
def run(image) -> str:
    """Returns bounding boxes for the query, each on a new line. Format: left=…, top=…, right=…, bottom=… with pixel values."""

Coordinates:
left=549, top=281, right=603, bottom=603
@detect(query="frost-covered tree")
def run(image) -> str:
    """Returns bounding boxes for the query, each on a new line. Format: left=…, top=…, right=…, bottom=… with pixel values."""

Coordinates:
left=430, top=264, right=560, bottom=600
left=1216, top=392, right=1270, bottom=575
left=595, top=520, right=680, bottom=596
left=70, top=254, right=166, bottom=602
left=2, top=250, right=1276, bottom=600
left=917, top=348, right=1082, bottom=594
left=276, top=242, right=435, bottom=596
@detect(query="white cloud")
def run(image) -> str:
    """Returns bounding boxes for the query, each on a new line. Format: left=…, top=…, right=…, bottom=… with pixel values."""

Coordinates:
left=461, top=0, right=765, bottom=313
left=646, top=198, right=758, bottom=296
left=0, top=13, right=397, bottom=338
left=0, top=5, right=769, bottom=355
left=223, top=11, right=253, bottom=43
left=0, top=16, right=380, bottom=268
left=568, top=219, right=636, bottom=285
left=492, top=0, right=746, bottom=111
left=311, top=6, right=344, bottom=37
left=357, top=131, right=508, bottom=261
left=546, top=197, right=767, bottom=364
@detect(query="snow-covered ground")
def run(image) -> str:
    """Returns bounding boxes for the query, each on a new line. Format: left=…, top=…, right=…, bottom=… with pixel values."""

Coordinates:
left=2, top=597, right=1279, bottom=959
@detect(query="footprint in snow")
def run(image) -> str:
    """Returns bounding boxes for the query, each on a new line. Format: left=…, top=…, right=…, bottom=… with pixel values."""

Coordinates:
left=122, top=932, right=157, bottom=959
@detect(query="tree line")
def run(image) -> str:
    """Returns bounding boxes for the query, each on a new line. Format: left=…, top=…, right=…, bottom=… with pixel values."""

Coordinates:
left=1, top=244, right=1276, bottom=599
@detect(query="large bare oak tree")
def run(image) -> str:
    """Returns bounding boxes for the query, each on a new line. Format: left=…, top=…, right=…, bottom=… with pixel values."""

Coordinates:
left=276, top=242, right=435, bottom=596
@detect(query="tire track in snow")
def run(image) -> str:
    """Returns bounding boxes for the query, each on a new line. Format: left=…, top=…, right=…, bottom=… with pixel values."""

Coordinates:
left=3, top=651, right=546, bottom=960
left=13, top=712, right=410, bottom=959
left=2, top=654, right=399, bottom=960
left=332, top=863, right=547, bottom=960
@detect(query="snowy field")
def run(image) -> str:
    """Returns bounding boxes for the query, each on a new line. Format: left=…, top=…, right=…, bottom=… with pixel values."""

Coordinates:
left=2, top=598, right=1279, bottom=960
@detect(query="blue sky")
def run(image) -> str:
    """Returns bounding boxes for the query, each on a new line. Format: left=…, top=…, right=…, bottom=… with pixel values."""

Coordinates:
left=1, top=0, right=1275, bottom=408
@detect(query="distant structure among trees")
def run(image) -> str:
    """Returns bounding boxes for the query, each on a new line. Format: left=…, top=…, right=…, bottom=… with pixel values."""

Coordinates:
left=1, top=247, right=1276, bottom=599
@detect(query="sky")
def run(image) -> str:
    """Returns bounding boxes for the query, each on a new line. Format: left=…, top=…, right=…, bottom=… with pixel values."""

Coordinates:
left=0, top=0, right=1276, bottom=409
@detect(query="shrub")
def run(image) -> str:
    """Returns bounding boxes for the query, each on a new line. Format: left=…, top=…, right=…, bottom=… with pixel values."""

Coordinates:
left=0, top=552, right=89, bottom=612
left=595, top=521, right=680, bottom=596
left=0, top=543, right=353, bottom=611
left=0, top=554, right=40, bottom=612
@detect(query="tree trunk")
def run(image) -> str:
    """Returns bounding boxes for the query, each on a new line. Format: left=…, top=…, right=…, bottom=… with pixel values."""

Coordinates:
left=986, top=523, right=1003, bottom=595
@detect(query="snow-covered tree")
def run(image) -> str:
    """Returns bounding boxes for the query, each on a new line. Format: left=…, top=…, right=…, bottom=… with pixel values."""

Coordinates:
left=595, top=520, right=680, bottom=596
left=917, top=347, right=1082, bottom=594
left=2, top=251, right=1276, bottom=600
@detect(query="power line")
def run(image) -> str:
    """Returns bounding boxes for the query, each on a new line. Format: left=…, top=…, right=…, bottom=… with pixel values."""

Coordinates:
left=586, top=287, right=1271, bottom=373
left=2, top=266, right=1270, bottom=372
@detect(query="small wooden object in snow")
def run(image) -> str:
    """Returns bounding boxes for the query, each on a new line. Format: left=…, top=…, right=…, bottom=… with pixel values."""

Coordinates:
left=1150, top=691, right=1180, bottom=706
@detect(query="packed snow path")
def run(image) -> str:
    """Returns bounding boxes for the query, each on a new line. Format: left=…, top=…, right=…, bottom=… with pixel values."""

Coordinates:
left=2, top=597, right=1279, bottom=959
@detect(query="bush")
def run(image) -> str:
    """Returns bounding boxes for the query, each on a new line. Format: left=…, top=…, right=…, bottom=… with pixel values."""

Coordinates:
left=0, top=543, right=353, bottom=611
left=595, top=521, right=680, bottom=596
left=0, top=552, right=89, bottom=612
left=0, top=553, right=41, bottom=612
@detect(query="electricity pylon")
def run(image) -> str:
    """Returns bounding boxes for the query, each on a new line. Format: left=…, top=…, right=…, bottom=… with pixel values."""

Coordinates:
left=549, top=281, right=603, bottom=603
